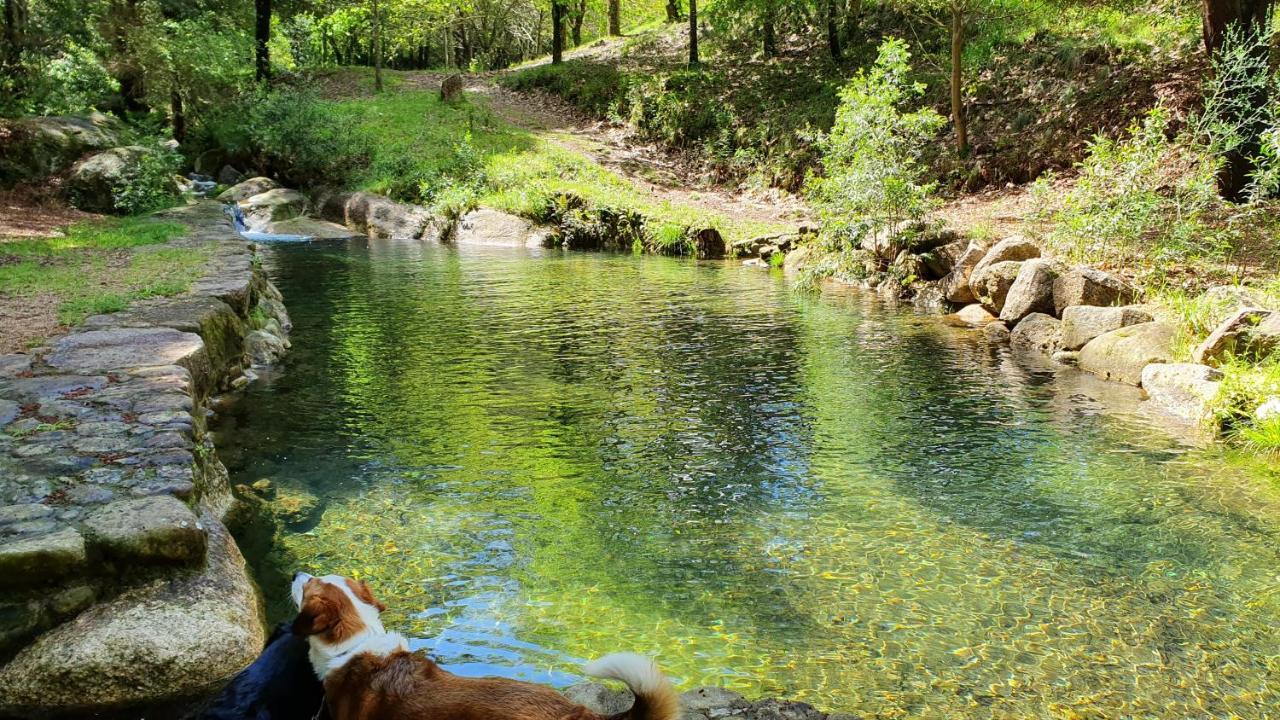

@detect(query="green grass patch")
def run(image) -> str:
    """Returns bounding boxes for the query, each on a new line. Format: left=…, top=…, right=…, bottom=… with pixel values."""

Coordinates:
left=0, top=216, right=211, bottom=326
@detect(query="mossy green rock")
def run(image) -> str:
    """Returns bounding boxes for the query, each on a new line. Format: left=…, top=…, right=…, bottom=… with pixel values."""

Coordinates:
left=0, top=527, right=88, bottom=588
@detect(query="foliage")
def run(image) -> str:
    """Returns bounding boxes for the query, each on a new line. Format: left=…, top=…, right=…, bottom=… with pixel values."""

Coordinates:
left=1034, top=107, right=1229, bottom=270
left=627, top=70, right=734, bottom=148
left=499, top=61, right=631, bottom=116
left=805, top=38, right=944, bottom=251
left=110, top=144, right=184, bottom=215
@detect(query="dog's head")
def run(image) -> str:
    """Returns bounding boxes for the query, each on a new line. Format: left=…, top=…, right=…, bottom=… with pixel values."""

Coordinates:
left=291, top=572, right=387, bottom=647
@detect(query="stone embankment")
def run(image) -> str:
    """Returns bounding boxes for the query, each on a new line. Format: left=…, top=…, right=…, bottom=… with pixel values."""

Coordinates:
left=762, top=231, right=1280, bottom=433
left=0, top=200, right=290, bottom=717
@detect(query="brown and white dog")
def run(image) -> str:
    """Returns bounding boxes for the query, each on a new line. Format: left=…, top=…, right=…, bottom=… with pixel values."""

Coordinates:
left=291, top=572, right=681, bottom=720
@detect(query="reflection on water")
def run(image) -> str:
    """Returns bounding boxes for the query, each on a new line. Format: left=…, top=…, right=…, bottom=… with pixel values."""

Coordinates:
left=215, top=238, right=1280, bottom=717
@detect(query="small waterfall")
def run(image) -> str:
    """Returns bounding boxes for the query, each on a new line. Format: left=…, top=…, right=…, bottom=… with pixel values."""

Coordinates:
left=223, top=202, right=315, bottom=243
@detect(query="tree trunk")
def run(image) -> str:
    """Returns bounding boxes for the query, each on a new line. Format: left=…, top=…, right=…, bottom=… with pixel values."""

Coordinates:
left=608, top=0, right=621, bottom=35
left=372, top=0, right=382, bottom=91
left=1201, top=0, right=1274, bottom=200
left=688, top=0, right=698, bottom=66
left=843, top=0, right=861, bottom=42
left=762, top=8, right=776, bottom=58
left=951, top=5, right=968, bottom=155
left=254, top=0, right=270, bottom=81
left=2, top=0, right=26, bottom=69
left=666, top=0, right=681, bottom=22
left=826, top=0, right=842, bottom=61
left=551, top=0, right=564, bottom=64
left=571, top=0, right=586, bottom=46
left=170, top=89, right=185, bottom=142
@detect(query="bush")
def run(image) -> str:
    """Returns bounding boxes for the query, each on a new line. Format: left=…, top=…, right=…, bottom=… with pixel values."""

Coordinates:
left=500, top=62, right=631, bottom=117
left=628, top=71, right=734, bottom=148
left=1035, top=107, right=1229, bottom=269
left=805, top=38, right=944, bottom=252
left=111, top=144, right=184, bottom=215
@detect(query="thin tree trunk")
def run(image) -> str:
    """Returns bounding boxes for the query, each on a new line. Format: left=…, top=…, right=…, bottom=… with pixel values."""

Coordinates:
left=1201, top=0, right=1274, bottom=200
left=608, top=0, right=621, bottom=35
left=843, top=0, right=861, bottom=42
left=552, top=0, right=564, bottom=64
left=951, top=5, right=968, bottom=155
left=826, top=0, right=842, bottom=61
left=762, top=8, right=776, bottom=57
left=666, top=0, right=680, bottom=22
left=254, top=0, right=270, bottom=81
left=372, top=0, right=382, bottom=91
left=688, top=0, right=698, bottom=66
left=571, top=0, right=586, bottom=46
left=2, top=0, right=26, bottom=69
left=170, top=89, right=185, bottom=142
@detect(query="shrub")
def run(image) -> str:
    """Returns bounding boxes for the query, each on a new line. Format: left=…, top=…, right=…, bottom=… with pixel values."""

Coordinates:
left=111, top=143, right=184, bottom=215
left=500, top=62, right=631, bottom=117
left=628, top=71, right=734, bottom=149
left=1034, top=107, right=1229, bottom=269
left=805, top=38, right=944, bottom=253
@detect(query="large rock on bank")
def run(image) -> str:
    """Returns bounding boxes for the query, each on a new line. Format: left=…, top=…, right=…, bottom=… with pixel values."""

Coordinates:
left=1192, top=307, right=1278, bottom=366
left=970, top=236, right=1040, bottom=279
left=217, top=176, right=280, bottom=204
left=1079, top=321, right=1175, bottom=386
left=1000, top=259, right=1062, bottom=324
left=1060, top=305, right=1154, bottom=351
left=1141, top=363, right=1223, bottom=426
left=238, top=188, right=307, bottom=232
left=68, top=146, right=173, bottom=213
left=970, top=260, right=1024, bottom=315
left=0, top=113, right=124, bottom=186
left=453, top=209, right=550, bottom=248
left=1010, top=313, right=1062, bottom=355
left=317, top=191, right=441, bottom=240
left=1052, top=266, right=1136, bottom=315
left=0, top=518, right=264, bottom=717
left=940, top=243, right=987, bottom=304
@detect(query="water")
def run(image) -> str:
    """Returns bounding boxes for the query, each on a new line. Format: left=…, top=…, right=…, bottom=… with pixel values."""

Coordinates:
left=215, top=237, right=1280, bottom=718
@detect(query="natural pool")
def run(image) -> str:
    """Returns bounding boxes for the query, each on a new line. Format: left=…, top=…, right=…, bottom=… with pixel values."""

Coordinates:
left=216, top=237, right=1280, bottom=718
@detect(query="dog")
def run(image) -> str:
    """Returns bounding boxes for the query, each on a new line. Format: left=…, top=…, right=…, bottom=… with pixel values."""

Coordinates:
left=194, top=621, right=326, bottom=720
left=291, top=572, right=680, bottom=720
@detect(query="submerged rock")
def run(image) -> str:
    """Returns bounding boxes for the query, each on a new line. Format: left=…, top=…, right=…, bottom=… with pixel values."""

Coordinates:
left=1079, top=321, right=1175, bottom=386
left=1141, top=363, right=1223, bottom=426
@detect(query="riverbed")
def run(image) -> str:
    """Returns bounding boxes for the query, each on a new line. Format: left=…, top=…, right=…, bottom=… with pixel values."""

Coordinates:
left=215, top=237, right=1280, bottom=717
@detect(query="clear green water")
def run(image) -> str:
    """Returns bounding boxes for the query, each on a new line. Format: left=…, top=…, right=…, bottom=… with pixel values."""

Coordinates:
left=216, top=238, right=1280, bottom=718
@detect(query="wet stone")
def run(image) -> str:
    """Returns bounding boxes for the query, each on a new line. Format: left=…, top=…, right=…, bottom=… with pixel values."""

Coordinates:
left=83, top=496, right=206, bottom=565
left=0, top=400, right=19, bottom=426
left=133, top=480, right=195, bottom=500
left=750, top=699, right=825, bottom=720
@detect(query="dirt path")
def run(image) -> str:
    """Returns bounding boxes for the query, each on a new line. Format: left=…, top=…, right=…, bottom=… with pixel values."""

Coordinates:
left=400, top=70, right=813, bottom=230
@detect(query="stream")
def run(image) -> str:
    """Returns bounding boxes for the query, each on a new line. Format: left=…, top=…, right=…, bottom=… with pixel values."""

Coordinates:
left=214, top=236, right=1280, bottom=717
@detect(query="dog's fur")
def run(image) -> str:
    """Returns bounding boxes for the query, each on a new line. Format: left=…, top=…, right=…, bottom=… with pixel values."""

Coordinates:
left=195, top=621, right=325, bottom=720
left=291, top=573, right=680, bottom=720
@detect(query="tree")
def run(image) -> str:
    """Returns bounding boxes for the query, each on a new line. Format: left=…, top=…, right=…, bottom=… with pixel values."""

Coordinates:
left=371, top=0, right=382, bottom=90
left=949, top=0, right=966, bottom=155
left=826, top=0, right=842, bottom=61
left=1201, top=0, right=1274, bottom=200
left=688, top=0, right=697, bottom=66
left=551, top=0, right=564, bottom=63
left=2, top=0, right=26, bottom=71
left=608, top=0, right=620, bottom=35
left=666, top=0, right=680, bottom=22
left=569, top=0, right=586, bottom=45
left=255, top=0, right=270, bottom=80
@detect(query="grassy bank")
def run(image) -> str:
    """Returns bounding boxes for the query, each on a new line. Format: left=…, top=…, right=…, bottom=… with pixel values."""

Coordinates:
left=0, top=216, right=207, bottom=351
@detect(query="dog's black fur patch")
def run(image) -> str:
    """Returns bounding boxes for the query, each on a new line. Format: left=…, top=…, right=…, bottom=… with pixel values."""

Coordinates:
left=193, top=622, right=325, bottom=720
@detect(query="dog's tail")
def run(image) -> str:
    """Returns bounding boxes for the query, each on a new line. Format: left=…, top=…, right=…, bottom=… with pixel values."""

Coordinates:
left=584, top=653, right=680, bottom=720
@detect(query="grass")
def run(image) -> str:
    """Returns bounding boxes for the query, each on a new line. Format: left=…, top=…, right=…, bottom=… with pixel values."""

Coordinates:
left=310, top=83, right=787, bottom=243
left=0, top=216, right=210, bottom=327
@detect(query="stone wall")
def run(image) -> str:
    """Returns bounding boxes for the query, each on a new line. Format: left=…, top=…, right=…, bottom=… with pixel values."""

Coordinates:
left=0, top=201, right=290, bottom=718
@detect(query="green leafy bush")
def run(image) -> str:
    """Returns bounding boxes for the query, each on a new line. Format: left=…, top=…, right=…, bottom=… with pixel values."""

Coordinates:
left=805, top=38, right=944, bottom=252
left=111, top=144, right=184, bottom=215
left=500, top=62, right=631, bottom=117
left=628, top=71, right=734, bottom=148
left=1035, top=107, right=1228, bottom=269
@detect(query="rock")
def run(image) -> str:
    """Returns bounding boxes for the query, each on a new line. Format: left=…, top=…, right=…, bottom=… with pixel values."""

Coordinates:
left=1201, top=285, right=1272, bottom=326
left=440, top=73, right=465, bottom=102
left=83, top=496, right=207, bottom=565
left=68, top=146, right=169, bottom=213
left=0, top=527, right=87, bottom=588
left=920, top=239, right=969, bottom=280
left=1059, top=305, right=1154, bottom=351
left=750, top=699, right=825, bottom=720
left=1052, top=266, right=1136, bottom=315
left=970, top=260, right=1024, bottom=314
left=1141, top=363, right=1224, bottom=426
left=0, top=400, right=19, bottom=426
left=946, top=303, right=998, bottom=327
left=690, top=228, right=727, bottom=259
left=563, top=682, right=634, bottom=715
left=680, top=687, right=750, bottom=719
left=1052, top=350, right=1080, bottom=365
left=940, top=243, right=987, bottom=304
left=216, top=165, right=244, bottom=186
left=265, top=217, right=363, bottom=239
left=454, top=209, right=549, bottom=248
left=0, top=505, right=54, bottom=526
left=45, top=328, right=206, bottom=378
left=911, top=282, right=951, bottom=311
left=1079, top=321, right=1175, bottom=386
left=1000, top=259, right=1062, bottom=324
left=970, top=235, right=1040, bottom=279
left=245, top=330, right=287, bottom=366
left=1256, top=397, right=1280, bottom=422
left=318, top=191, right=440, bottom=240
left=0, top=113, right=125, bottom=186
left=1010, top=313, right=1062, bottom=354
left=0, top=518, right=265, bottom=717
left=238, top=188, right=308, bottom=232
left=1192, top=308, right=1277, bottom=366
left=982, top=321, right=1011, bottom=343
left=217, top=176, right=280, bottom=203
left=270, top=482, right=321, bottom=528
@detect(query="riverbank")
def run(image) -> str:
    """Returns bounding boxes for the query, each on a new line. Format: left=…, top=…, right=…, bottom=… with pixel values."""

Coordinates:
left=0, top=200, right=289, bottom=717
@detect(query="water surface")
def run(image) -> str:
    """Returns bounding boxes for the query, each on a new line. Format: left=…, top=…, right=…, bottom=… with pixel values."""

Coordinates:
left=216, top=238, right=1280, bottom=718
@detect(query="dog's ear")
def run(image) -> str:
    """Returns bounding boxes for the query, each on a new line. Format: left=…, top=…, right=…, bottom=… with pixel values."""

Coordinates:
left=292, top=593, right=336, bottom=636
left=346, top=578, right=387, bottom=612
